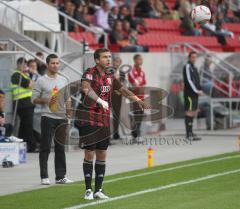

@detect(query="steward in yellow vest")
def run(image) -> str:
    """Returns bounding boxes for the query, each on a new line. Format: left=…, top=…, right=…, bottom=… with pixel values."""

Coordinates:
left=11, top=57, right=36, bottom=152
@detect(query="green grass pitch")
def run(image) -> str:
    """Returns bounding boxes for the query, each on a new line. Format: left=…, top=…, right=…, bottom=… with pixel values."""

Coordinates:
left=0, top=152, right=240, bottom=209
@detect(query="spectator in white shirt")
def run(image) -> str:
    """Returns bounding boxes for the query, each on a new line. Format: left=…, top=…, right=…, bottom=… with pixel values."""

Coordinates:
left=94, top=0, right=111, bottom=32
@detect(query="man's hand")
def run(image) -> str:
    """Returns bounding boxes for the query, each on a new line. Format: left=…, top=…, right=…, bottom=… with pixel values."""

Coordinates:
left=97, top=98, right=109, bottom=112
left=137, top=99, right=151, bottom=110
left=198, top=90, right=204, bottom=96
left=0, top=117, right=5, bottom=126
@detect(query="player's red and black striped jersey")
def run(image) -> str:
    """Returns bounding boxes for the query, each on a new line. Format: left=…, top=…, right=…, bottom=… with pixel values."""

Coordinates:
left=77, top=66, right=122, bottom=127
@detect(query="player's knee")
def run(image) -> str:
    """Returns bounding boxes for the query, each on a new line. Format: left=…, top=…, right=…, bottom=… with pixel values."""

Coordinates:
left=84, top=150, right=94, bottom=161
left=96, top=150, right=107, bottom=161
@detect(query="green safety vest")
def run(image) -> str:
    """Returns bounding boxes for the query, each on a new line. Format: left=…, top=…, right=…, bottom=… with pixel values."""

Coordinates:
left=11, top=70, right=32, bottom=101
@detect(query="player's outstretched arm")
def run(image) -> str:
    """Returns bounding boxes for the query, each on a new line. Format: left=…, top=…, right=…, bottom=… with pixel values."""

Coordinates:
left=118, top=87, right=150, bottom=110
left=82, top=81, right=109, bottom=111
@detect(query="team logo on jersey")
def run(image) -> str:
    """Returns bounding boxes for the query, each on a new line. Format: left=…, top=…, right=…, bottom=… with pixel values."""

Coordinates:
left=101, top=85, right=111, bottom=93
left=86, top=74, right=93, bottom=80
left=107, top=77, right=112, bottom=85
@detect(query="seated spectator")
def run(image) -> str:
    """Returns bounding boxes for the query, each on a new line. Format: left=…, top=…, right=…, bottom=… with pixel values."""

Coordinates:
left=134, top=0, right=155, bottom=18
left=0, top=90, right=12, bottom=137
left=35, top=52, right=47, bottom=76
left=229, top=0, right=240, bottom=20
left=180, top=12, right=201, bottom=36
left=94, top=0, right=111, bottom=32
left=75, top=3, right=91, bottom=26
left=119, top=4, right=147, bottom=34
left=118, top=5, right=136, bottom=29
left=217, top=0, right=229, bottom=22
left=201, top=14, right=234, bottom=45
left=109, top=20, right=147, bottom=52
left=150, top=0, right=170, bottom=19
left=75, top=2, right=105, bottom=40
left=59, top=0, right=78, bottom=32
left=108, top=6, right=119, bottom=28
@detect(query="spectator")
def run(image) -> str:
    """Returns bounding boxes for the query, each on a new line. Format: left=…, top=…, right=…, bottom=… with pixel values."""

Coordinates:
left=118, top=5, right=136, bottom=29
left=180, top=12, right=201, bottom=36
left=111, top=57, right=124, bottom=140
left=217, top=0, right=229, bottom=22
left=75, top=3, right=91, bottom=26
left=94, top=0, right=111, bottom=32
left=200, top=55, right=214, bottom=95
left=230, top=0, right=240, bottom=19
left=35, top=52, right=47, bottom=76
left=108, top=6, right=119, bottom=28
left=28, top=59, right=39, bottom=81
left=110, top=20, right=147, bottom=52
left=201, top=14, right=234, bottom=45
left=128, top=54, right=146, bottom=143
left=59, top=0, right=78, bottom=32
left=134, top=0, right=154, bottom=18
left=0, top=90, right=12, bottom=137
left=11, top=57, right=36, bottom=152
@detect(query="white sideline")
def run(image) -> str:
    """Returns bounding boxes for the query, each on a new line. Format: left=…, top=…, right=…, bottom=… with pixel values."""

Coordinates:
left=103, top=155, right=240, bottom=184
left=65, top=168, right=240, bottom=209
left=76, top=155, right=240, bottom=187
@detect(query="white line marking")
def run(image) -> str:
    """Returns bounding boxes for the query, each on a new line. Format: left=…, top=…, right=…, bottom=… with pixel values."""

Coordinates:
left=74, top=155, right=240, bottom=187
left=65, top=168, right=240, bottom=209
left=103, top=155, right=240, bottom=184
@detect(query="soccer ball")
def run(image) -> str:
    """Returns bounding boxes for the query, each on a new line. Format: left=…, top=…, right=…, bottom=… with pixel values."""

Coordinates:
left=191, top=5, right=211, bottom=24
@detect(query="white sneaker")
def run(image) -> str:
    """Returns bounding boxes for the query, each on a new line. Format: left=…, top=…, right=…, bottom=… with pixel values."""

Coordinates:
left=55, top=177, right=74, bottom=184
left=94, top=189, right=109, bottom=199
left=8, top=136, right=23, bottom=142
left=41, top=178, right=50, bottom=185
left=84, top=189, right=94, bottom=200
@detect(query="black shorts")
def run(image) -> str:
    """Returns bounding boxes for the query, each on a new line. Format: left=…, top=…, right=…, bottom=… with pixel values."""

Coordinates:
left=77, top=126, right=110, bottom=151
left=184, top=95, right=198, bottom=111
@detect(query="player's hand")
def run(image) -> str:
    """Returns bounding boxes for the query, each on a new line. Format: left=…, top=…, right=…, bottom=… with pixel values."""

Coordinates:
left=101, top=100, right=109, bottom=112
left=97, top=98, right=109, bottom=112
left=198, top=90, right=204, bottom=96
left=137, top=100, right=151, bottom=110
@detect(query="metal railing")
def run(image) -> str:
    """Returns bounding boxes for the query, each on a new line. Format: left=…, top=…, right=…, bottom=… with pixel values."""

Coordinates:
left=57, top=9, right=108, bottom=49
left=0, top=1, right=83, bottom=53
left=168, top=42, right=240, bottom=130
left=4, top=39, right=83, bottom=79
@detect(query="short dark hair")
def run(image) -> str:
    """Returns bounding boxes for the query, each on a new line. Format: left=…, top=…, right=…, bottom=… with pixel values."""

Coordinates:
left=188, top=51, right=197, bottom=58
left=36, top=52, right=44, bottom=57
left=17, top=57, right=27, bottom=65
left=133, top=54, right=141, bottom=61
left=94, top=48, right=110, bottom=60
left=0, top=89, right=5, bottom=96
left=46, top=54, right=58, bottom=64
left=27, top=59, right=37, bottom=66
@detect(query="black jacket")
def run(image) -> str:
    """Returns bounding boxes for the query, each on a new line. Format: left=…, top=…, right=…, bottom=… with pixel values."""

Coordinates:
left=183, top=62, right=201, bottom=97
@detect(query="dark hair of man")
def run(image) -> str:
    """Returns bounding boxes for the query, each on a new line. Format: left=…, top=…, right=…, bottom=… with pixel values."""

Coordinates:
left=188, top=51, right=197, bottom=59
left=27, top=59, right=37, bottom=66
left=94, top=48, right=110, bottom=61
left=17, top=57, right=27, bottom=65
left=36, top=52, right=44, bottom=57
left=133, top=54, right=141, bottom=61
left=46, top=54, right=58, bottom=64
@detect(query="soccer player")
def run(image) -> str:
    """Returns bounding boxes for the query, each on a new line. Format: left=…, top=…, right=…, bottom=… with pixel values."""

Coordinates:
left=75, top=48, right=149, bottom=200
left=183, top=51, right=203, bottom=141
left=32, top=54, right=73, bottom=185
left=128, top=54, right=146, bottom=142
